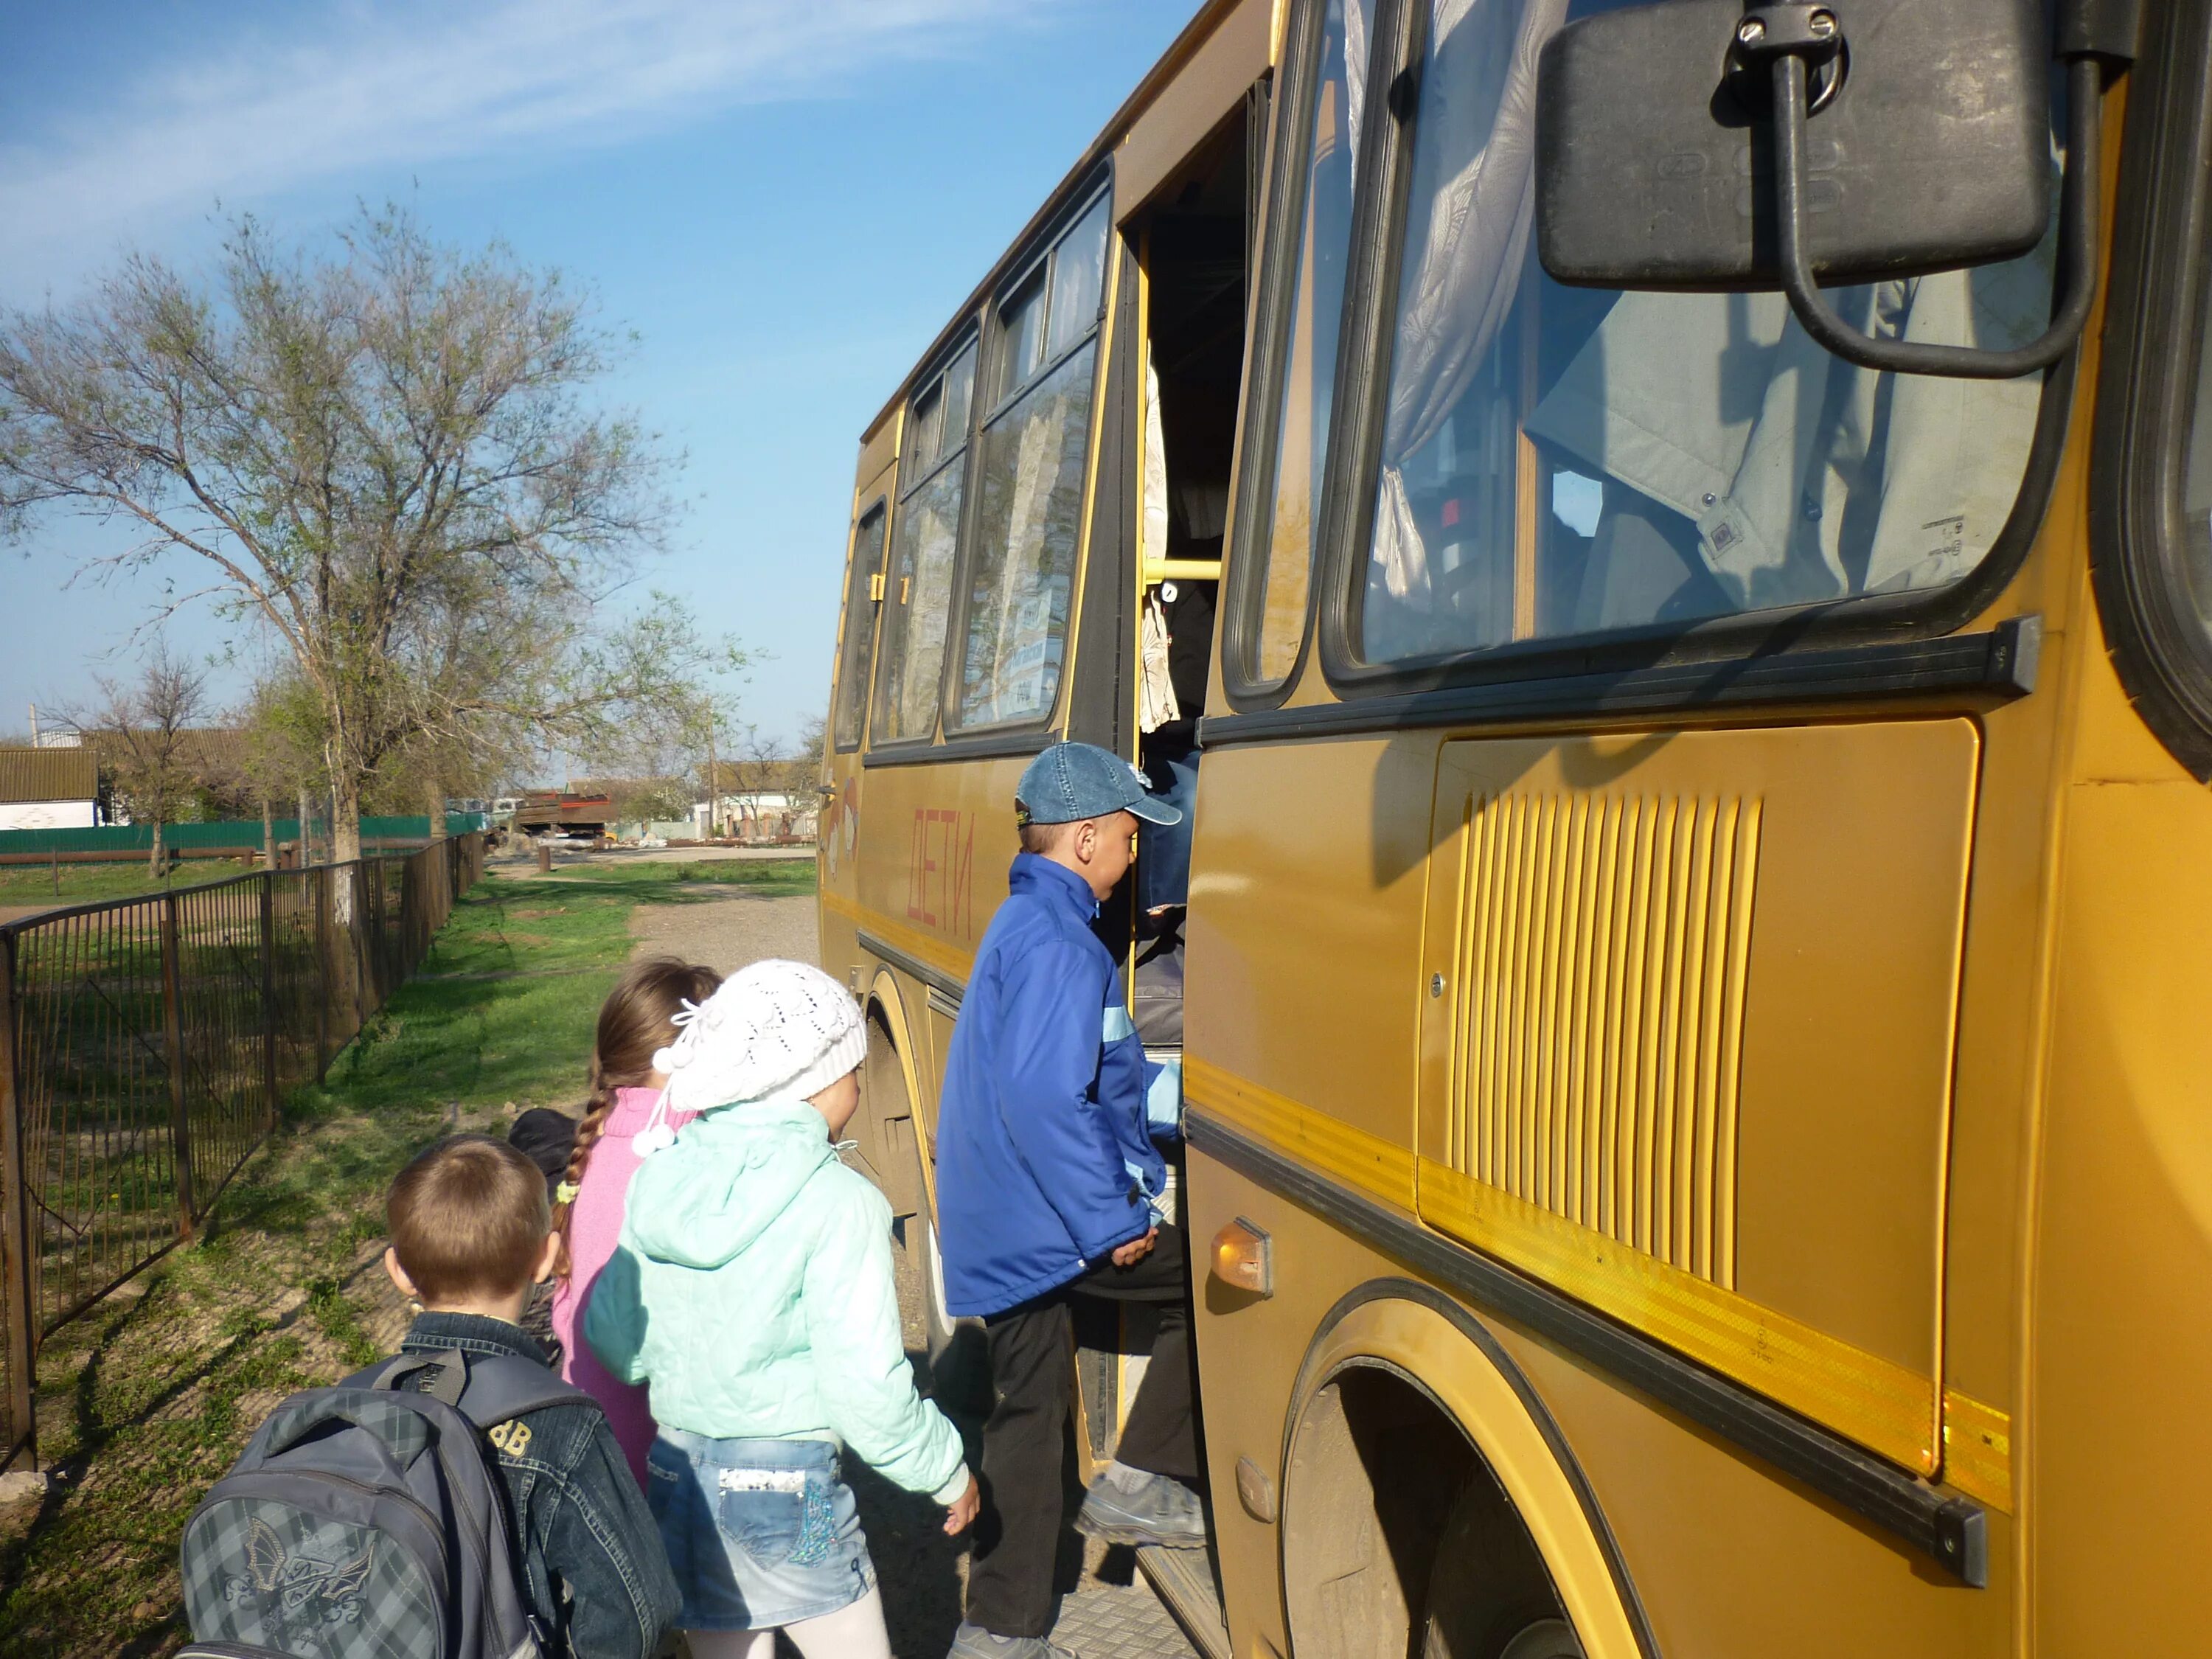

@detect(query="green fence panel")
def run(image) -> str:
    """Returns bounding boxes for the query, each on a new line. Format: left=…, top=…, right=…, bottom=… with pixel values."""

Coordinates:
left=0, top=813, right=487, bottom=858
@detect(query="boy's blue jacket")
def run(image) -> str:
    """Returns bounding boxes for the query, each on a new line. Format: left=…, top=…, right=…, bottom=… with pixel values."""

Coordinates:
left=936, top=853, right=1168, bottom=1317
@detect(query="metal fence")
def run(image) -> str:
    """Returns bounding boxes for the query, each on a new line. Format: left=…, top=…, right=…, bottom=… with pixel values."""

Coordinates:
left=0, top=831, right=487, bottom=1468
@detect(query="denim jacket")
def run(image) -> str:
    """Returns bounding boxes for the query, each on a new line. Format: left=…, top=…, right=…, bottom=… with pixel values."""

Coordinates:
left=397, top=1312, right=679, bottom=1659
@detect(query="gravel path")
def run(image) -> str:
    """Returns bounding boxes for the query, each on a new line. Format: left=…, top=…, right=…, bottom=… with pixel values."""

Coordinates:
left=627, top=890, right=820, bottom=975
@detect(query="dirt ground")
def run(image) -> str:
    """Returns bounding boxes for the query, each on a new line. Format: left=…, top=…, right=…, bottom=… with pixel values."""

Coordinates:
left=626, top=886, right=820, bottom=975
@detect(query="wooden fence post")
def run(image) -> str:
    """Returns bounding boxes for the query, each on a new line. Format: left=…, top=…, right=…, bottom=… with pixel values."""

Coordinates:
left=159, top=895, right=198, bottom=1237
left=260, top=870, right=279, bottom=1129
left=0, top=933, right=38, bottom=1470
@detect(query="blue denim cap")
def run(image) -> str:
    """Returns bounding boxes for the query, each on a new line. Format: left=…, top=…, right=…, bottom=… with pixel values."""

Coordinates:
left=1015, top=742, right=1184, bottom=828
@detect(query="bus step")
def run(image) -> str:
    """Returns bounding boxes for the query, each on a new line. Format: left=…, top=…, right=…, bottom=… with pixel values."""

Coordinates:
left=1136, top=1543, right=1231, bottom=1659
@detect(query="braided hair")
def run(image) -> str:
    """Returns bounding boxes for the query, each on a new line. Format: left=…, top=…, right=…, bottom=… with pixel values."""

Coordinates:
left=553, top=956, right=723, bottom=1274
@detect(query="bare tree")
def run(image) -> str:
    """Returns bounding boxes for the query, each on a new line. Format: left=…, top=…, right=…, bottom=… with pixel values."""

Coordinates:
left=77, top=642, right=209, bottom=873
left=0, top=206, right=707, bottom=911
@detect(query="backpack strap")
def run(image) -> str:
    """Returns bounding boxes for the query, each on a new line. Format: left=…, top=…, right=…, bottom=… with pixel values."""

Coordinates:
left=347, top=1348, right=603, bottom=1427
left=360, top=1350, right=469, bottom=1407
left=452, top=1352, right=605, bottom=1430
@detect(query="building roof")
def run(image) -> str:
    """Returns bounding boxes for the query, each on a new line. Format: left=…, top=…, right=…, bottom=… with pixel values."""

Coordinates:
left=0, top=747, right=98, bottom=805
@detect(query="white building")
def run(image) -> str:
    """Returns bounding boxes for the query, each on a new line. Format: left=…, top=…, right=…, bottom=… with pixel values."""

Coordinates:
left=0, top=748, right=100, bottom=831
left=693, top=792, right=818, bottom=841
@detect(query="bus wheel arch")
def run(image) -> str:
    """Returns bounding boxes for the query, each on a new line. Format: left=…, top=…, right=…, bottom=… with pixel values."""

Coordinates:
left=1279, top=1281, right=1653, bottom=1659
left=859, top=973, right=989, bottom=1411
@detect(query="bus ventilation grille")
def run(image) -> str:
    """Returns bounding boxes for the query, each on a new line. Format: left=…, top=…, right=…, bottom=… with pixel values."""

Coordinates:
left=1446, top=791, right=1762, bottom=1290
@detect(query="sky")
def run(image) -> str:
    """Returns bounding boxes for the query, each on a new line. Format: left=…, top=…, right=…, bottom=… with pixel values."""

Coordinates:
left=0, top=0, right=1196, bottom=775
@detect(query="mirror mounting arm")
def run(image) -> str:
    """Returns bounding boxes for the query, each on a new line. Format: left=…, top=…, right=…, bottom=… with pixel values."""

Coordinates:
left=1770, top=47, right=2106, bottom=381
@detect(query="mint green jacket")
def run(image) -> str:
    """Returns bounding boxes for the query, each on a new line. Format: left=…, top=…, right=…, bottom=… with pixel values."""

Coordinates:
left=582, top=1096, right=968, bottom=1504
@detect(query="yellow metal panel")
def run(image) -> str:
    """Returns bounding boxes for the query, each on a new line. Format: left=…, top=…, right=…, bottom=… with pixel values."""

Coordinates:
left=1406, top=722, right=1978, bottom=1464
left=855, top=412, right=900, bottom=499
left=1186, top=1055, right=1416, bottom=1211
left=1114, top=0, right=1272, bottom=220
left=1441, top=787, right=1761, bottom=1288
left=1941, top=1388, right=2011, bottom=1513
left=1188, top=1151, right=2018, bottom=1659
left=1186, top=1059, right=1936, bottom=1469
left=1418, top=1158, right=1936, bottom=1470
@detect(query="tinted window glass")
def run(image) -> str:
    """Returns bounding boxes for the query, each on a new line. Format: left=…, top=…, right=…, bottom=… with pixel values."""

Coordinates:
left=996, top=279, right=1046, bottom=405
left=941, top=344, right=978, bottom=455
left=908, top=386, right=944, bottom=473
left=832, top=506, right=888, bottom=749
left=872, top=467, right=964, bottom=742
left=958, top=343, right=1099, bottom=728
left=1047, top=195, right=1112, bottom=364
left=1355, top=0, right=2053, bottom=665
left=1244, top=0, right=1369, bottom=687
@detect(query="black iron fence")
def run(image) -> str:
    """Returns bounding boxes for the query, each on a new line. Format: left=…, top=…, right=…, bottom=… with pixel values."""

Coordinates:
left=0, top=832, right=487, bottom=1467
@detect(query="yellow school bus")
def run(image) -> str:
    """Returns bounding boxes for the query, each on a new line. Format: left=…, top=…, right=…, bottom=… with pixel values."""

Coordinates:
left=818, top=0, right=2212, bottom=1652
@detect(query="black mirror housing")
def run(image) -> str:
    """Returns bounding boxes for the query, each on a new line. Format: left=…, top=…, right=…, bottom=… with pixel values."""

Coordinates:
left=1535, top=0, right=2051, bottom=291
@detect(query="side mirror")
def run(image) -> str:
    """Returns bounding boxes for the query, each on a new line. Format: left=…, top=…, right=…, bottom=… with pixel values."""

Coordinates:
left=1536, top=0, right=2049, bottom=290
left=1534, top=1, right=2120, bottom=380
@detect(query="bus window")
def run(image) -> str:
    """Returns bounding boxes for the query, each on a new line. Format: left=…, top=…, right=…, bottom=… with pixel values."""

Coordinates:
left=874, top=341, right=978, bottom=745
left=831, top=503, right=887, bottom=751
left=1047, top=195, right=1111, bottom=361
left=1352, top=0, right=2058, bottom=668
left=956, top=193, right=1114, bottom=729
left=995, top=276, right=1048, bottom=406
left=1237, top=0, right=1368, bottom=691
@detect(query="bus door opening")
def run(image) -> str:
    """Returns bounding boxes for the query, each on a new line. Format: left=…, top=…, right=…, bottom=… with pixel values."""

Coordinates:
left=1130, top=108, right=1253, bottom=1057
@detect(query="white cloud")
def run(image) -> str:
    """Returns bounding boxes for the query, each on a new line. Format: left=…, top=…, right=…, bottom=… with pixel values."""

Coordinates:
left=0, top=0, right=1040, bottom=296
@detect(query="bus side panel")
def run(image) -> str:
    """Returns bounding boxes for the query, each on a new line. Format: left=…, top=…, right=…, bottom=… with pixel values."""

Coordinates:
left=835, top=755, right=1029, bottom=1115
left=2030, top=619, right=2212, bottom=1649
left=1184, top=1147, right=2018, bottom=1659
left=1185, top=734, right=1442, bottom=1194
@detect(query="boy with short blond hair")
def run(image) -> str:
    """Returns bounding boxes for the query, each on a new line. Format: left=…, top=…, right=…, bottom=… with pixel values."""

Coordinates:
left=381, top=1135, right=678, bottom=1659
left=934, top=742, right=1202, bottom=1659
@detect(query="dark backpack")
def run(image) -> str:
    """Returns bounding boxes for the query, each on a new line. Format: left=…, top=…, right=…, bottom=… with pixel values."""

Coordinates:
left=179, top=1349, right=597, bottom=1659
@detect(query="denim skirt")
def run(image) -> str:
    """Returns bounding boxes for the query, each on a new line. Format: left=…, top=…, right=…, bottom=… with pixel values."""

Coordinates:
left=644, top=1429, right=876, bottom=1630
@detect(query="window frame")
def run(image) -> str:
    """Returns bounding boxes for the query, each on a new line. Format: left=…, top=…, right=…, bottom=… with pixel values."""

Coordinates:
left=2091, top=0, right=2212, bottom=780
left=831, top=496, right=889, bottom=754
left=1217, top=0, right=1349, bottom=711
left=939, top=174, right=1117, bottom=739
left=1286, top=0, right=2077, bottom=714
left=869, top=329, right=984, bottom=754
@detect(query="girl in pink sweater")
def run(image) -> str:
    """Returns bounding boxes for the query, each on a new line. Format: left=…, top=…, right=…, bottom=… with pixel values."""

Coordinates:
left=551, top=956, right=723, bottom=1484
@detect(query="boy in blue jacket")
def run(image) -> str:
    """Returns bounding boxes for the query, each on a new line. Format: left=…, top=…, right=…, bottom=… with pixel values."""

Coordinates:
left=936, top=742, right=1199, bottom=1659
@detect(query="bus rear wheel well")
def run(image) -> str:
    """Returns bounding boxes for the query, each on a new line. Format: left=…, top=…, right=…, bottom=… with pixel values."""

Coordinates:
left=1283, top=1361, right=1576, bottom=1659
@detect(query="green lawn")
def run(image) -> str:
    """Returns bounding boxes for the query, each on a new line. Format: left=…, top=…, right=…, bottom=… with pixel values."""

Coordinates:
left=0, top=860, right=258, bottom=910
left=0, top=858, right=813, bottom=1656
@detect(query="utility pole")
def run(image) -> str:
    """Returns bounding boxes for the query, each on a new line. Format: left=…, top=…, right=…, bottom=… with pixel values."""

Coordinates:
left=705, top=710, right=719, bottom=842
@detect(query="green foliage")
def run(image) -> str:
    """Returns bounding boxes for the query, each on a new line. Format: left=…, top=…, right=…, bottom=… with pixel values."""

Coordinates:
left=0, top=206, right=742, bottom=856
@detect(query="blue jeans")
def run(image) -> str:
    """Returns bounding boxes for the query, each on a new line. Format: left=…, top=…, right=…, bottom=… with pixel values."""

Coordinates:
left=645, top=1430, right=874, bottom=1630
left=1138, top=749, right=1198, bottom=911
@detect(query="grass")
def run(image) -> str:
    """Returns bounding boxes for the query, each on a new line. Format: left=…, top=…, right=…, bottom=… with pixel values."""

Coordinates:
left=0, top=856, right=814, bottom=1658
left=0, top=861, right=259, bottom=911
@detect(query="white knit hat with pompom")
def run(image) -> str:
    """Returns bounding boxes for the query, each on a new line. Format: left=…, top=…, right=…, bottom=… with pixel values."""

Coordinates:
left=655, top=958, right=866, bottom=1117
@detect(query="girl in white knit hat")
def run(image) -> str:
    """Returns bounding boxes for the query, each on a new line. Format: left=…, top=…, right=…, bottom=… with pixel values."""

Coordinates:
left=584, top=959, right=978, bottom=1659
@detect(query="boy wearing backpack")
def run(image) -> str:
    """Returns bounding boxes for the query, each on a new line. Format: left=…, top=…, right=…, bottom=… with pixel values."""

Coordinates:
left=182, top=1135, right=678, bottom=1659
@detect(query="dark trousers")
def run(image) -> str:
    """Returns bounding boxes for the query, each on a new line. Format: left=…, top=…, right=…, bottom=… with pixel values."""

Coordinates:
left=964, top=1223, right=1197, bottom=1638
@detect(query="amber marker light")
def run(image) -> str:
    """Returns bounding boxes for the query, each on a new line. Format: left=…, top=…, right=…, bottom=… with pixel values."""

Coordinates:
left=1211, top=1217, right=1273, bottom=1297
